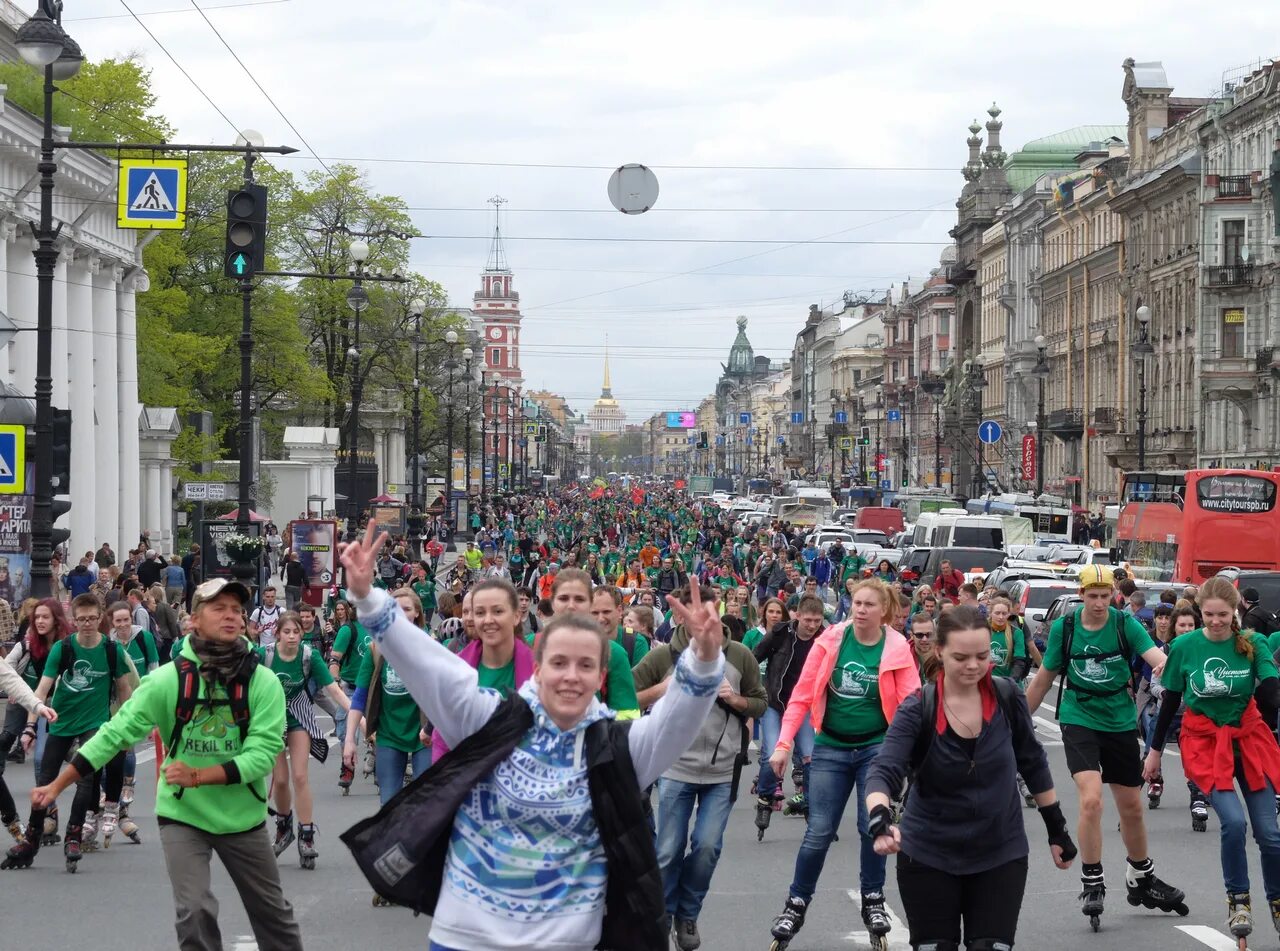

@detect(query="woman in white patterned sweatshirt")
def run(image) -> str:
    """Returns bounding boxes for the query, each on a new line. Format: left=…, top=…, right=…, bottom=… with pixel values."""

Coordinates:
left=339, top=525, right=726, bottom=951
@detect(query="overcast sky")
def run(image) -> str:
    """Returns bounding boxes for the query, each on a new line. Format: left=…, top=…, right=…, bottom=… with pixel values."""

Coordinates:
left=68, top=0, right=1279, bottom=421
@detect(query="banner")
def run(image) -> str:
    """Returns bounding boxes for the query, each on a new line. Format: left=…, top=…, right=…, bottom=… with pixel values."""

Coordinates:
left=288, top=519, right=337, bottom=588
left=0, top=495, right=32, bottom=606
left=202, top=520, right=261, bottom=582
left=1021, top=434, right=1037, bottom=482
left=370, top=504, right=406, bottom=535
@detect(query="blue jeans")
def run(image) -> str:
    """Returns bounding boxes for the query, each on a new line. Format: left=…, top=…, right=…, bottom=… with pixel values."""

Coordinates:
left=656, top=778, right=734, bottom=921
left=790, top=742, right=886, bottom=901
left=1210, top=781, right=1280, bottom=900
left=757, top=707, right=814, bottom=798
left=374, top=744, right=431, bottom=807
left=334, top=681, right=357, bottom=748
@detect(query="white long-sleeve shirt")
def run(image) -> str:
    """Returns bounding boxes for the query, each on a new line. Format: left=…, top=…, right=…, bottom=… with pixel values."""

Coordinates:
left=3, top=642, right=46, bottom=714
left=354, top=587, right=724, bottom=951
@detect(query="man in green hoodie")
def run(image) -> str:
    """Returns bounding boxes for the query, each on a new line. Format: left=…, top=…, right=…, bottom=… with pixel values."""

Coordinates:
left=27, top=578, right=301, bottom=951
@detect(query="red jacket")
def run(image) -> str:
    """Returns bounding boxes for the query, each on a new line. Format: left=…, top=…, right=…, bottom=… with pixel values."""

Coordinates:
left=1180, top=700, right=1280, bottom=794
left=934, top=569, right=965, bottom=602
left=775, top=622, right=921, bottom=751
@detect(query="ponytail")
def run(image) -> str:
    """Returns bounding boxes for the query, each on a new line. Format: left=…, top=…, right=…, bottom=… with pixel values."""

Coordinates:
left=1232, top=614, right=1255, bottom=663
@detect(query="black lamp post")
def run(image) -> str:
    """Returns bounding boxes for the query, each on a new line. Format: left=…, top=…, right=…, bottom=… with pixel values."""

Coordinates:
left=1032, top=334, right=1050, bottom=495
left=343, top=240, right=370, bottom=541
left=964, top=358, right=989, bottom=496
left=479, top=372, right=489, bottom=510
left=1133, top=305, right=1153, bottom=471
left=873, top=384, right=884, bottom=491
left=461, top=345, right=473, bottom=520
left=921, top=375, right=945, bottom=488
left=407, top=297, right=425, bottom=556
left=442, top=329, right=459, bottom=543
left=17, top=0, right=81, bottom=598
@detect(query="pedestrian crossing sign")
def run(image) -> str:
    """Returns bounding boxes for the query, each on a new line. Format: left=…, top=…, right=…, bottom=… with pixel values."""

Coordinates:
left=0, top=424, right=24, bottom=494
left=117, top=158, right=188, bottom=229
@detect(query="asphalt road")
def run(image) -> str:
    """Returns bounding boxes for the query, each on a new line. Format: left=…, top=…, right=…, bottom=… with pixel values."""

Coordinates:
left=0, top=695, right=1271, bottom=951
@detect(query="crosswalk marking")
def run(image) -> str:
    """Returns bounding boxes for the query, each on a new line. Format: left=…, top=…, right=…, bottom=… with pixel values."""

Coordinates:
left=1177, top=924, right=1246, bottom=949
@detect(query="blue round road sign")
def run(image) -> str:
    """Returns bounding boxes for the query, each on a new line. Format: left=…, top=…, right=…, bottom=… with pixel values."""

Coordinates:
left=978, top=420, right=1003, bottom=444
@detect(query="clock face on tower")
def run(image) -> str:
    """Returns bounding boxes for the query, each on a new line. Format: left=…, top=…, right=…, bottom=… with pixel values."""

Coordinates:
left=487, top=326, right=503, bottom=341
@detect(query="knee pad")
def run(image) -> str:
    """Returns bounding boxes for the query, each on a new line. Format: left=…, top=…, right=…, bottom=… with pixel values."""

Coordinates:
left=965, top=940, right=1013, bottom=951
left=914, top=942, right=960, bottom=951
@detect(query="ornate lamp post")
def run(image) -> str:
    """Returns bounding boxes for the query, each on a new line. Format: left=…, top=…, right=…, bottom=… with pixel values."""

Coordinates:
left=1133, top=305, right=1153, bottom=471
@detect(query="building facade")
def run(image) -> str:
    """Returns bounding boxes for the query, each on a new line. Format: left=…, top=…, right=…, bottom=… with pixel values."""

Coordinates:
left=587, top=346, right=625, bottom=435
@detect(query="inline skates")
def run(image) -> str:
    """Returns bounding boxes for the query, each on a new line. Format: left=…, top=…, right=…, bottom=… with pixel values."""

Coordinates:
left=769, top=895, right=807, bottom=951
left=1125, top=859, right=1189, bottom=917
left=860, top=891, right=891, bottom=950
left=297, top=822, right=317, bottom=870
left=1227, top=891, right=1251, bottom=949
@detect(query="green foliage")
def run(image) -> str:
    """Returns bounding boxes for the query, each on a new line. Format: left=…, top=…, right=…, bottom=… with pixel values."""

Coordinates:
left=0, top=56, right=172, bottom=143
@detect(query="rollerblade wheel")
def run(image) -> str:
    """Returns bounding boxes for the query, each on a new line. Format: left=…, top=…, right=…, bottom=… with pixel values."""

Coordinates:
left=769, top=941, right=789, bottom=951
left=870, top=935, right=889, bottom=951
left=1175, top=903, right=1189, bottom=916
left=1192, top=816, right=1207, bottom=832
left=301, top=857, right=315, bottom=870
left=66, top=858, right=77, bottom=873
left=1089, top=914, right=1100, bottom=932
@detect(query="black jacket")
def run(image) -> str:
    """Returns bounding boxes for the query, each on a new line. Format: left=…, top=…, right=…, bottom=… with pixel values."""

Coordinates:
left=340, top=693, right=666, bottom=951
left=753, top=621, right=819, bottom=713
left=1244, top=603, right=1277, bottom=637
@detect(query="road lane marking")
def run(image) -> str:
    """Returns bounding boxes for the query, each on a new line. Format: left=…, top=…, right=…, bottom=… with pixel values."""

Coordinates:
left=847, top=890, right=911, bottom=949
left=1177, top=924, right=1246, bottom=949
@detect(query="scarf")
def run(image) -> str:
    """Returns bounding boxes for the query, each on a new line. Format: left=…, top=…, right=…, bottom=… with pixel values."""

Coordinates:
left=188, top=634, right=256, bottom=693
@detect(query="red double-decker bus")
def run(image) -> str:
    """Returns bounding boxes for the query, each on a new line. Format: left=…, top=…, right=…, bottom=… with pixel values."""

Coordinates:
left=1114, top=469, right=1280, bottom=583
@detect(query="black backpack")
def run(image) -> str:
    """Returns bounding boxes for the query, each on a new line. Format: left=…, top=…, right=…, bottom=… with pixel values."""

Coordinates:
left=165, top=655, right=259, bottom=798
left=1054, top=606, right=1133, bottom=719
left=911, top=676, right=1022, bottom=768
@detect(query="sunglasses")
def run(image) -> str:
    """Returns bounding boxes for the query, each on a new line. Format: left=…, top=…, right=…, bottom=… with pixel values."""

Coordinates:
left=909, top=630, right=934, bottom=639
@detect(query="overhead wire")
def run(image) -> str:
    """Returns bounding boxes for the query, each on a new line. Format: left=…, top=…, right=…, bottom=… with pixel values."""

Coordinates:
left=72, top=0, right=289, bottom=19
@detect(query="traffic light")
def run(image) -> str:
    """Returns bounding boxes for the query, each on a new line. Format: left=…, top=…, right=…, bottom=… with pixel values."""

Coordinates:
left=51, top=408, right=70, bottom=494
left=901, top=474, right=909, bottom=487
left=224, top=183, right=268, bottom=279
left=699, top=431, right=708, bottom=449
left=859, top=426, right=871, bottom=446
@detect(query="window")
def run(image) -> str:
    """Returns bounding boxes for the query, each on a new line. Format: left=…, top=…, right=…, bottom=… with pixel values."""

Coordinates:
left=1222, top=308, right=1245, bottom=359
left=491, top=347, right=503, bottom=367
left=1224, top=219, right=1246, bottom=265
left=938, top=313, right=950, bottom=335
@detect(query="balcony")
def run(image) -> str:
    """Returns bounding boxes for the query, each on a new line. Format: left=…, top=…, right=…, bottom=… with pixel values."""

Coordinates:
left=1207, top=264, right=1255, bottom=287
left=1092, top=407, right=1119, bottom=434
left=1217, top=175, right=1252, bottom=199
left=1045, top=408, right=1084, bottom=439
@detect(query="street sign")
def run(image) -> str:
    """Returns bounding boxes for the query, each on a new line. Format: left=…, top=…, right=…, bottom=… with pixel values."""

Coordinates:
left=834, top=411, right=847, bottom=424
left=837, top=436, right=853, bottom=450
left=607, top=163, right=660, bottom=215
left=1021, top=434, right=1037, bottom=481
left=791, top=412, right=804, bottom=424
left=0, top=425, right=23, bottom=494
left=777, top=436, right=785, bottom=445
left=978, top=420, right=1003, bottom=444
left=886, top=409, right=902, bottom=422
left=385, top=483, right=399, bottom=494
left=498, top=463, right=509, bottom=476
left=738, top=413, right=751, bottom=424
left=183, top=481, right=228, bottom=501
left=524, top=422, right=539, bottom=435
left=881, top=479, right=892, bottom=489
left=117, top=158, right=188, bottom=229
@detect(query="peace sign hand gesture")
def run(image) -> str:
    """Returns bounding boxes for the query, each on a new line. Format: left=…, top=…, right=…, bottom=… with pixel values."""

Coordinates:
left=666, top=582, right=724, bottom=663
left=338, top=522, right=390, bottom=600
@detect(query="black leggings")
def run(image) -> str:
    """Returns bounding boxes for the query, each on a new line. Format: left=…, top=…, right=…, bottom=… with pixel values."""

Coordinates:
left=897, top=851, right=1028, bottom=948
left=0, top=701, right=25, bottom=821
left=28, top=730, right=123, bottom=833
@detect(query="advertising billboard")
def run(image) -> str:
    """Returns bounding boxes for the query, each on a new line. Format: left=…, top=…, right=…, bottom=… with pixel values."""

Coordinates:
left=288, top=519, right=338, bottom=589
left=665, top=411, right=697, bottom=429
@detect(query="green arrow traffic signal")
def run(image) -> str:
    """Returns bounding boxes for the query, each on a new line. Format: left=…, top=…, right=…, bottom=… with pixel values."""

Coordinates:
left=230, top=252, right=248, bottom=276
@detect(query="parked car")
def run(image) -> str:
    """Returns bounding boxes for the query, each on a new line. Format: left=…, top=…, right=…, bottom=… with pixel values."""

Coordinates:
left=850, top=529, right=890, bottom=548
left=983, top=563, right=1063, bottom=594
left=1008, top=578, right=1080, bottom=644
left=1040, top=593, right=1085, bottom=650
left=897, top=546, right=933, bottom=584
left=806, top=528, right=856, bottom=551
left=1216, top=569, right=1280, bottom=614
left=1046, top=544, right=1117, bottom=567
left=831, top=507, right=859, bottom=526
left=1006, top=544, right=1056, bottom=562
left=920, top=547, right=1008, bottom=586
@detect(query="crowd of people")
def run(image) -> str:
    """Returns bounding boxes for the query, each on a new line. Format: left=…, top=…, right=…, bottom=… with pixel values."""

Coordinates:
left=3, top=481, right=1280, bottom=951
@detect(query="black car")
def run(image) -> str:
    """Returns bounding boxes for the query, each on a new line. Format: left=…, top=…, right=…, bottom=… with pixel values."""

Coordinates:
left=1038, top=593, right=1084, bottom=652
left=921, top=546, right=1008, bottom=585
left=1224, top=570, right=1280, bottom=614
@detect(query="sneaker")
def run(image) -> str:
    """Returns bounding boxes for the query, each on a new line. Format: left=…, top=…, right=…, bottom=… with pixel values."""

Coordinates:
left=674, top=917, right=701, bottom=951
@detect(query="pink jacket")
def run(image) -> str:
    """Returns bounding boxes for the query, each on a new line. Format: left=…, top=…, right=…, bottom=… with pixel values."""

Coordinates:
left=430, top=638, right=535, bottom=763
left=776, top=622, right=920, bottom=751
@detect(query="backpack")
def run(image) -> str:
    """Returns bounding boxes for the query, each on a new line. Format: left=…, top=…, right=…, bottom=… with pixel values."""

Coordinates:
left=910, top=676, right=1022, bottom=768
left=58, top=637, right=125, bottom=699
left=1053, top=606, right=1133, bottom=719
left=620, top=628, right=639, bottom=666
left=166, top=654, right=259, bottom=797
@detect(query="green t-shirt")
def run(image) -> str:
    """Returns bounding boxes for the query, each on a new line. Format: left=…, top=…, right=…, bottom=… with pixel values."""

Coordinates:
left=332, top=623, right=371, bottom=685
left=839, top=554, right=866, bottom=585
left=260, top=645, right=334, bottom=730
left=477, top=658, right=516, bottom=696
left=1267, top=629, right=1280, bottom=660
left=817, top=626, right=887, bottom=749
left=1042, top=607, right=1155, bottom=732
left=356, top=650, right=423, bottom=753
left=989, top=624, right=1026, bottom=679
left=413, top=580, right=437, bottom=611
left=170, top=635, right=185, bottom=661
left=741, top=626, right=765, bottom=653
left=124, top=629, right=160, bottom=678
left=463, top=548, right=484, bottom=570
left=301, top=621, right=323, bottom=650
left=615, top=626, right=650, bottom=666
left=1161, top=629, right=1278, bottom=726
left=44, top=637, right=118, bottom=737
left=602, top=639, right=638, bottom=714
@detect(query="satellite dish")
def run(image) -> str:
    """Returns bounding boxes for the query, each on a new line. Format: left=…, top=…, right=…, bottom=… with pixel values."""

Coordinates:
left=607, top=163, right=660, bottom=215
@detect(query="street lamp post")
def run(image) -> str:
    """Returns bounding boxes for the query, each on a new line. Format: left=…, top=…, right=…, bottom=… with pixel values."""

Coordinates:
left=964, top=359, right=989, bottom=496
left=462, top=346, right=473, bottom=524
left=874, top=385, right=884, bottom=492
left=920, top=375, right=945, bottom=488
left=479, top=373, right=489, bottom=510
left=343, top=240, right=370, bottom=541
left=1033, top=335, right=1050, bottom=495
left=1134, top=305, right=1153, bottom=471
left=17, top=0, right=81, bottom=598
left=408, top=297, right=425, bottom=554
left=442, top=329, right=459, bottom=544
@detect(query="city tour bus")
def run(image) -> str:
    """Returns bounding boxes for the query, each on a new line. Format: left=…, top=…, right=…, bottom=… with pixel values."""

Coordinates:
left=1114, top=469, right=1280, bottom=583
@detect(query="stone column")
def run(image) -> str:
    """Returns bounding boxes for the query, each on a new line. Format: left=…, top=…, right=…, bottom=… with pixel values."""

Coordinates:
left=67, top=256, right=95, bottom=556
left=7, top=229, right=36, bottom=389
left=117, top=266, right=142, bottom=552
left=92, top=260, right=120, bottom=551
left=138, top=408, right=180, bottom=555
left=51, top=250, right=69, bottom=411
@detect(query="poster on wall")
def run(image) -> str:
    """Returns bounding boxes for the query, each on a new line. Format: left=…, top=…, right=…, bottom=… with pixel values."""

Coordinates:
left=0, top=495, right=32, bottom=606
left=370, top=504, right=406, bottom=535
left=201, top=520, right=262, bottom=581
left=288, top=520, right=337, bottom=588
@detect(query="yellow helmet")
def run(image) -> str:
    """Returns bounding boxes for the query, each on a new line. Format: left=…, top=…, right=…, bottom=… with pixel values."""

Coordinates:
left=1076, top=564, right=1115, bottom=591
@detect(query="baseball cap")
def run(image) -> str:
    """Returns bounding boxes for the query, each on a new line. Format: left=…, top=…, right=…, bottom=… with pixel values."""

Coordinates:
left=191, top=578, right=251, bottom=612
left=1076, top=565, right=1115, bottom=591
left=1243, top=587, right=1262, bottom=604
